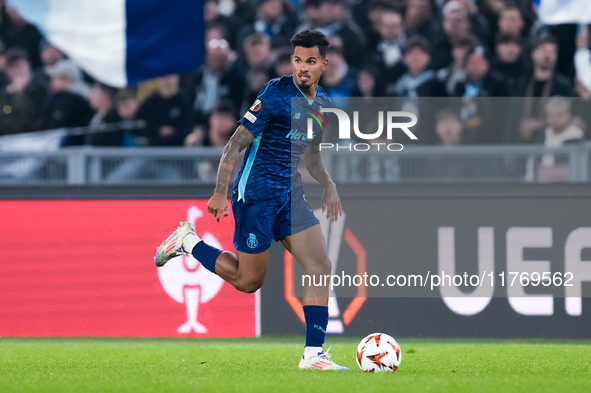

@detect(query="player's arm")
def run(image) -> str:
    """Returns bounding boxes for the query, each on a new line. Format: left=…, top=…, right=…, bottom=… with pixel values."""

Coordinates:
left=207, top=125, right=255, bottom=221
left=303, top=144, right=342, bottom=222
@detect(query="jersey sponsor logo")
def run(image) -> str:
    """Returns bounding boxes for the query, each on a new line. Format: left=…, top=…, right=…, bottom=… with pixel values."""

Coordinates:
left=244, top=111, right=257, bottom=123
left=247, top=233, right=258, bottom=249
left=285, top=128, right=315, bottom=141
left=249, top=99, right=263, bottom=113
left=293, top=112, right=301, bottom=119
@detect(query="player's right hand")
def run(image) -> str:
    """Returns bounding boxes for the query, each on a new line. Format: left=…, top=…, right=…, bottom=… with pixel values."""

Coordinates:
left=207, top=193, right=230, bottom=222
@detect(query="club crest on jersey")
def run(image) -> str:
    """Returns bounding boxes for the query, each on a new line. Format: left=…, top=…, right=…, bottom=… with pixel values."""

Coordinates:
left=247, top=233, right=258, bottom=249
left=249, top=99, right=263, bottom=113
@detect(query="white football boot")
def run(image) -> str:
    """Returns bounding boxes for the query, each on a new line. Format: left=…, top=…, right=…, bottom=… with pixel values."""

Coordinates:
left=298, top=348, right=349, bottom=371
left=154, top=222, right=199, bottom=267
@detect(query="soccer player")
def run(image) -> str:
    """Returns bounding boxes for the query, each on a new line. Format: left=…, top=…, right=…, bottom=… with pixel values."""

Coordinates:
left=154, top=30, right=347, bottom=370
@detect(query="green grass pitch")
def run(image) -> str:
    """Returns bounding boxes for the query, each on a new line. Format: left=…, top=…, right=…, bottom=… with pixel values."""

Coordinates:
left=0, top=337, right=590, bottom=393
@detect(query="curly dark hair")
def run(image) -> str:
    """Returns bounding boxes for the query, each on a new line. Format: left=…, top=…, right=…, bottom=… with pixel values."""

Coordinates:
left=290, top=30, right=329, bottom=58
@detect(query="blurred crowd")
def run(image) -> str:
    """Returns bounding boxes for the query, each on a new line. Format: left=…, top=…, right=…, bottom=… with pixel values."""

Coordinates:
left=1, top=0, right=591, bottom=151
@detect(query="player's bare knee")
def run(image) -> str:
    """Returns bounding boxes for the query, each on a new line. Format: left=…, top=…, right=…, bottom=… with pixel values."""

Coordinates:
left=234, top=278, right=264, bottom=293
left=305, top=257, right=331, bottom=277
left=235, top=282, right=262, bottom=293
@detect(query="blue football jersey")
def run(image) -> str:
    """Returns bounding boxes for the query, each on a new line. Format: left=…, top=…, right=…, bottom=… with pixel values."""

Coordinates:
left=235, top=75, right=330, bottom=202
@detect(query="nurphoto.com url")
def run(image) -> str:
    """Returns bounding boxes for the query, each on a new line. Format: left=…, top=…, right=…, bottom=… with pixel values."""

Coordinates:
left=302, top=271, right=575, bottom=291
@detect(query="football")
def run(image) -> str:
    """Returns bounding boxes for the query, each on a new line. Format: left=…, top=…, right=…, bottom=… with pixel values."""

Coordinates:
left=356, top=333, right=402, bottom=372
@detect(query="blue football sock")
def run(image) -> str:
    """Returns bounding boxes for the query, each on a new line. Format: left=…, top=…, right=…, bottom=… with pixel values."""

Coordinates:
left=303, top=305, right=328, bottom=348
left=191, top=241, right=222, bottom=275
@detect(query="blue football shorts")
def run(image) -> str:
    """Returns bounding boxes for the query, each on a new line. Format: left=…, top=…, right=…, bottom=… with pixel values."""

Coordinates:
left=231, top=186, right=319, bottom=254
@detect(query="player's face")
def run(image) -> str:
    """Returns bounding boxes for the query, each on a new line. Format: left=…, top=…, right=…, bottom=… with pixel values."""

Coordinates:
left=291, top=46, right=329, bottom=90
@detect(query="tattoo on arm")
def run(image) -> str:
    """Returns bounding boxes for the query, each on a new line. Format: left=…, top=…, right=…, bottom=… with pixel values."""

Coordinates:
left=303, top=144, right=335, bottom=188
left=214, top=125, right=255, bottom=195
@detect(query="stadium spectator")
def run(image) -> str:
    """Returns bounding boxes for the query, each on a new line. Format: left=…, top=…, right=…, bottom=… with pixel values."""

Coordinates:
left=365, top=8, right=406, bottom=96
left=530, top=36, right=562, bottom=87
left=299, top=0, right=323, bottom=31
left=395, top=37, right=447, bottom=98
left=114, top=88, right=140, bottom=147
left=186, top=104, right=238, bottom=151
left=0, top=5, right=43, bottom=68
left=395, top=37, right=447, bottom=143
left=187, top=37, right=245, bottom=119
left=361, top=0, right=403, bottom=48
left=491, top=33, right=528, bottom=97
left=497, top=5, right=526, bottom=40
left=455, top=45, right=511, bottom=97
left=115, top=88, right=138, bottom=121
left=100, top=88, right=147, bottom=183
left=574, top=28, right=591, bottom=93
left=242, top=33, right=273, bottom=73
left=205, top=23, right=230, bottom=45
left=135, top=74, right=192, bottom=147
left=205, top=104, right=236, bottom=148
left=32, top=41, right=67, bottom=88
left=455, top=0, right=492, bottom=43
left=525, top=97, right=584, bottom=182
left=437, top=35, right=475, bottom=96
left=204, top=0, right=240, bottom=49
left=431, top=0, right=473, bottom=70
left=240, top=33, right=273, bottom=113
left=516, top=36, right=574, bottom=143
left=190, top=104, right=238, bottom=182
left=531, top=16, right=578, bottom=80
left=184, top=118, right=207, bottom=148
left=45, top=59, right=93, bottom=136
left=427, top=108, right=475, bottom=178
left=2, top=0, right=589, bottom=152
left=85, top=83, right=123, bottom=146
left=0, top=48, right=48, bottom=135
left=237, top=0, right=298, bottom=49
left=320, top=46, right=356, bottom=109
left=405, top=0, right=439, bottom=39
left=272, top=47, right=293, bottom=78
left=242, top=68, right=271, bottom=116
left=477, top=0, right=505, bottom=38
left=435, top=108, right=465, bottom=146
left=540, top=97, right=584, bottom=144
left=39, top=41, right=66, bottom=68
left=454, top=45, right=510, bottom=144
left=310, top=0, right=366, bottom=68
left=353, top=66, right=379, bottom=98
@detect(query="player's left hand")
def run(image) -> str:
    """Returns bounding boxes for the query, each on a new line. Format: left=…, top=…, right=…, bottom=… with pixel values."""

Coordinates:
left=207, top=192, right=230, bottom=222
left=322, top=183, right=342, bottom=223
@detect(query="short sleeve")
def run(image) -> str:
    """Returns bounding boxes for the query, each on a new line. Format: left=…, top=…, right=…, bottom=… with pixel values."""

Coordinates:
left=238, top=82, right=277, bottom=137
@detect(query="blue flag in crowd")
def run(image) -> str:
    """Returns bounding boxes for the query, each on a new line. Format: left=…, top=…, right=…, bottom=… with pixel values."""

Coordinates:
left=7, top=0, right=205, bottom=87
left=534, top=0, right=591, bottom=25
